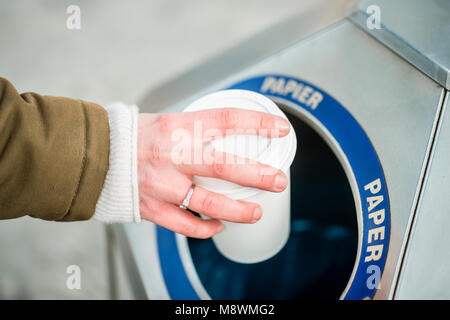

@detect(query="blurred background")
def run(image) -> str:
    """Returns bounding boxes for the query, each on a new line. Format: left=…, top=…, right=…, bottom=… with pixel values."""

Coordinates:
left=0, top=0, right=317, bottom=299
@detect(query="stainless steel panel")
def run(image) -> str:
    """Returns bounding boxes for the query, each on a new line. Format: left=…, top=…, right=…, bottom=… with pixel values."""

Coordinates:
left=114, top=222, right=170, bottom=299
left=122, top=20, right=445, bottom=299
left=395, top=92, right=450, bottom=299
left=349, top=0, right=450, bottom=89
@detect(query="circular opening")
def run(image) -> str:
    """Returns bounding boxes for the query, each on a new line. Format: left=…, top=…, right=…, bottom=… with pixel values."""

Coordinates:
left=187, top=103, right=358, bottom=299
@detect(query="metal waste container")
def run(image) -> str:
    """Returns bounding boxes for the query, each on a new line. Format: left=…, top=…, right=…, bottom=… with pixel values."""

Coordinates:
left=109, top=0, right=450, bottom=300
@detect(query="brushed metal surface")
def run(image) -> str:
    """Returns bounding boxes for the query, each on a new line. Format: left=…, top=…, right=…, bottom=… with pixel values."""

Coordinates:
left=395, top=92, right=450, bottom=299
left=350, top=0, right=450, bottom=89
left=123, top=19, right=445, bottom=299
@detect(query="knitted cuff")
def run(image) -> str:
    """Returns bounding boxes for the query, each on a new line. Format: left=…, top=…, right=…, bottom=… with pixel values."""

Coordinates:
left=93, top=102, right=141, bottom=223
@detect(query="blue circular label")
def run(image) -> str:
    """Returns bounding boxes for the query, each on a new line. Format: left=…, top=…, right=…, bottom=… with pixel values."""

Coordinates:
left=157, top=74, right=390, bottom=300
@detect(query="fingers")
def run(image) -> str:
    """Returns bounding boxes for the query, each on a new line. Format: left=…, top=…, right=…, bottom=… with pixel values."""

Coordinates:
left=176, top=150, right=288, bottom=193
left=138, top=108, right=292, bottom=232
left=178, top=108, right=290, bottom=140
left=143, top=174, right=263, bottom=224
left=188, top=185, right=262, bottom=223
left=139, top=168, right=262, bottom=222
left=140, top=196, right=223, bottom=239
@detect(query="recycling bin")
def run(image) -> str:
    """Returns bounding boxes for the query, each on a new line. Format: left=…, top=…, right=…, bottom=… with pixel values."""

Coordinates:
left=109, top=0, right=449, bottom=300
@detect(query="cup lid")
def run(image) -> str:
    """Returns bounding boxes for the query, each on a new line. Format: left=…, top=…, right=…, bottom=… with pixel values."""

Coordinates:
left=183, top=89, right=297, bottom=200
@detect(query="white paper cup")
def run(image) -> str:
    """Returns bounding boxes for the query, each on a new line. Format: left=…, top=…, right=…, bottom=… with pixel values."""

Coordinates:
left=183, top=90, right=297, bottom=264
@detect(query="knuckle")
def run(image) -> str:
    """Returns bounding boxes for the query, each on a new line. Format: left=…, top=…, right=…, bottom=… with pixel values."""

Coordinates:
left=258, top=114, right=267, bottom=129
left=201, top=193, right=222, bottom=214
left=218, top=109, right=238, bottom=129
left=149, top=201, right=166, bottom=216
left=211, top=161, right=228, bottom=177
left=148, top=143, right=161, bottom=164
left=238, top=205, right=255, bottom=222
left=178, top=221, right=215, bottom=239
left=156, top=114, right=174, bottom=133
left=178, top=220, right=197, bottom=237
left=259, top=173, right=276, bottom=188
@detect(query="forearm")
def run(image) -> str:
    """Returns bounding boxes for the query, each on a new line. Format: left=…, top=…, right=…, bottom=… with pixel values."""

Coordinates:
left=0, top=77, right=109, bottom=221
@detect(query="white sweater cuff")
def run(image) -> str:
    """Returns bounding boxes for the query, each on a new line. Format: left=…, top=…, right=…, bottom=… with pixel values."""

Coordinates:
left=93, top=102, right=141, bottom=223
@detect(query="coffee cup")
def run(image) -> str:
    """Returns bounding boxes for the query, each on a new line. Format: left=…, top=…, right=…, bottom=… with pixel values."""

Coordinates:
left=183, top=89, right=297, bottom=263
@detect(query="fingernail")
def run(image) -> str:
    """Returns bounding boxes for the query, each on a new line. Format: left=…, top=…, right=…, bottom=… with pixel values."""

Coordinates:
left=274, top=174, right=287, bottom=191
left=252, top=207, right=262, bottom=223
left=217, top=223, right=224, bottom=233
left=275, top=119, right=290, bottom=134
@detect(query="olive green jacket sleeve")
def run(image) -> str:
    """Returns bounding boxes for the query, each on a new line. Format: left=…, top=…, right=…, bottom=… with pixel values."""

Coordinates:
left=0, top=77, right=110, bottom=221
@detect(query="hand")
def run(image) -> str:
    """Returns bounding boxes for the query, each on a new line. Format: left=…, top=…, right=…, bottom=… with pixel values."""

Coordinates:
left=138, top=108, right=290, bottom=238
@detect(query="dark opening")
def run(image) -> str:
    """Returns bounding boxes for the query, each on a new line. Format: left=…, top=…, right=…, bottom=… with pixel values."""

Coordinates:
left=187, top=104, right=358, bottom=299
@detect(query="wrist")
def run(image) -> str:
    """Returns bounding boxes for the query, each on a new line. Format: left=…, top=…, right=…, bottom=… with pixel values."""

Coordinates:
left=93, top=102, right=141, bottom=223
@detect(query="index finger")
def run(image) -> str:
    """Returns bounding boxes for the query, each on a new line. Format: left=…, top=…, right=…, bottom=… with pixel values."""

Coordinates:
left=180, top=108, right=291, bottom=139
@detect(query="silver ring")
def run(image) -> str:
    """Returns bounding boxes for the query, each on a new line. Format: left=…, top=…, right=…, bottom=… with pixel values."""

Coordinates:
left=179, top=185, right=195, bottom=210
